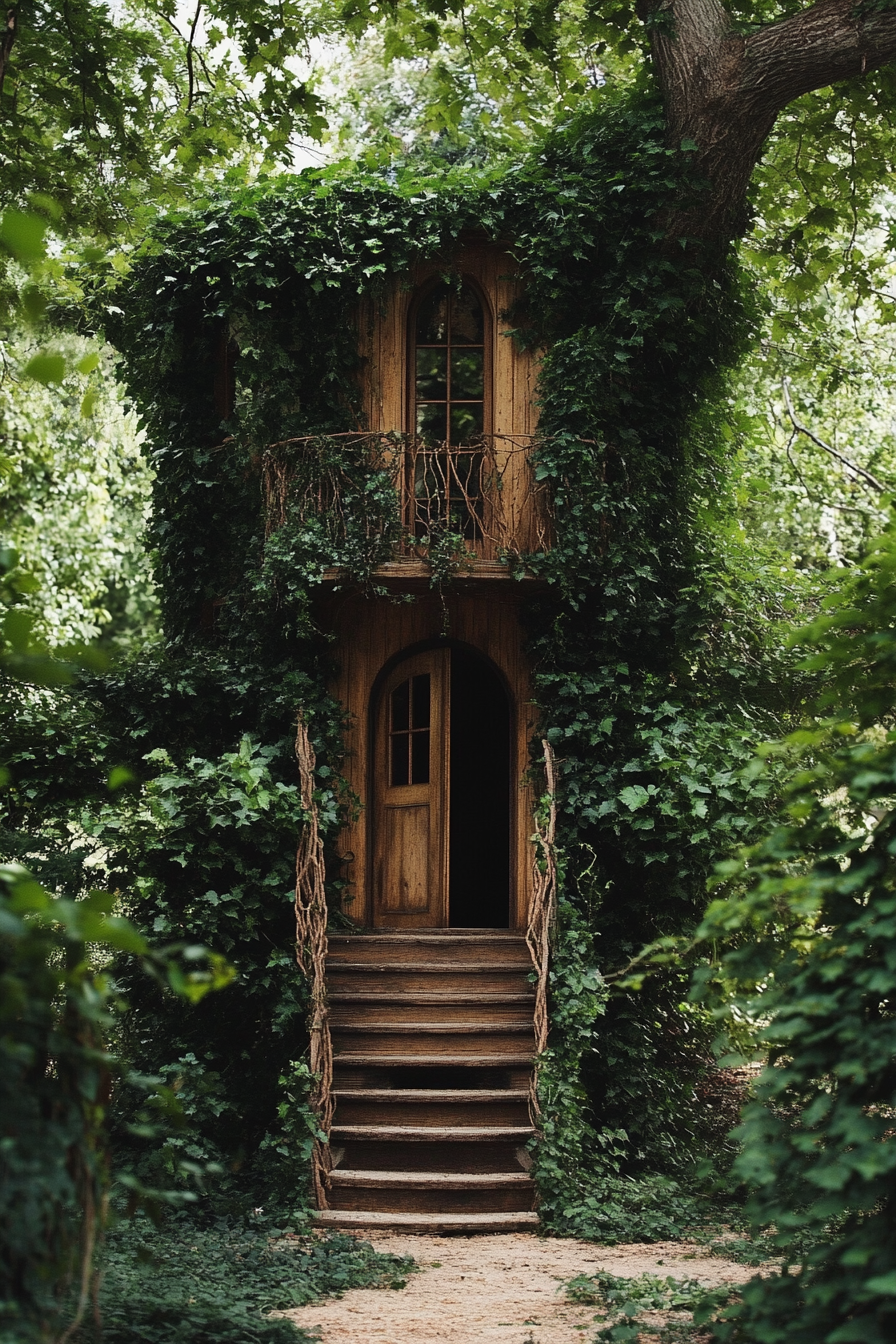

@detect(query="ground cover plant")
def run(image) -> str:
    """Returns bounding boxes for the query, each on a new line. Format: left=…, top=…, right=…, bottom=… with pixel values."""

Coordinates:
left=566, top=1269, right=735, bottom=1342
left=77, top=1212, right=414, bottom=1344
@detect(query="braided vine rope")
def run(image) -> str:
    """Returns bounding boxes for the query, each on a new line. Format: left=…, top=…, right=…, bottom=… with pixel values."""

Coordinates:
left=294, top=716, right=334, bottom=1209
left=526, top=739, right=558, bottom=1129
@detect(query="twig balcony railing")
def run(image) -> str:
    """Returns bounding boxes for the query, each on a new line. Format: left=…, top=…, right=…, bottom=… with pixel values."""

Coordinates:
left=262, top=432, right=552, bottom=565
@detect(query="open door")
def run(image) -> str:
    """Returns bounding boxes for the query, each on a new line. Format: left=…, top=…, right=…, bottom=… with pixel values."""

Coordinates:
left=371, top=645, right=512, bottom=929
left=372, top=648, right=450, bottom=928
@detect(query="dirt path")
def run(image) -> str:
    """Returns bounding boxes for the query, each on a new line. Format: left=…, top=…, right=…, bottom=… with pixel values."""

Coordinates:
left=283, top=1232, right=754, bottom=1343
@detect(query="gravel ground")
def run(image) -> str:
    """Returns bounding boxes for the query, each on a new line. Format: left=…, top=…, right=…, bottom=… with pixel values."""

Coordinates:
left=282, top=1231, right=754, bottom=1344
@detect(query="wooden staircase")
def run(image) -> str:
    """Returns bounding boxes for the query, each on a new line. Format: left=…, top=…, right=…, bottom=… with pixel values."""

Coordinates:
left=313, top=931, right=539, bottom=1233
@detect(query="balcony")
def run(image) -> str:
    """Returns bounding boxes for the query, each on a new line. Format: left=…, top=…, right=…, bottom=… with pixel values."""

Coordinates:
left=262, top=433, right=551, bottom=581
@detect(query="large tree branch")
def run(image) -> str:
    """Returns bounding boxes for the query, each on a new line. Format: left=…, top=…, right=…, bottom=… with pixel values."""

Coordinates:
left=647, top=0, right=896, bottom=246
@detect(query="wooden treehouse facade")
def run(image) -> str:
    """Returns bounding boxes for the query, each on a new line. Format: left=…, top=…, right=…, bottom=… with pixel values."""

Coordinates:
left=309, top=241, right=554, bottom=1233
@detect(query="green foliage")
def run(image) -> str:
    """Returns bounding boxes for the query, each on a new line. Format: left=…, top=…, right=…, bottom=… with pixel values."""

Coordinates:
left=316, top=0, right=642, bottom=160
left=693, top=521, right=896, bottom=1341
left=566, top=1269, right=734, bottom=1342
left=0, top=1, right=337, bottom=237
left=16, top=0, right=896, bottom=1308
left=0, top=335, right=157, bottom=653
left=87, top=729, right=323, bottom=1181
left=507, top=95, right=804, bottom=1180
left=0, top=860, right=232, bottom=1342
left=61, top=84, right=809, bottom=1207
left=75, top=1213, right=413, bottom=1344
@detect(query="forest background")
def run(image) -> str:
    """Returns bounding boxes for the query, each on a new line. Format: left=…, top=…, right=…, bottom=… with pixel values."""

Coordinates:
left=3, top=3, right=896, bottom=1343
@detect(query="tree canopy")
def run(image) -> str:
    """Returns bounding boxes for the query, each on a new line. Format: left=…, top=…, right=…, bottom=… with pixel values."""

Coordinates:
left=5, top=5, right=896, bottom=1343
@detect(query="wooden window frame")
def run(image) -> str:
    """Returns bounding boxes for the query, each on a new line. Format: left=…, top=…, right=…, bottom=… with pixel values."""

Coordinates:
left=406, top=274, right=494, bottom=442
left=405, top=276, right=494, bottom=544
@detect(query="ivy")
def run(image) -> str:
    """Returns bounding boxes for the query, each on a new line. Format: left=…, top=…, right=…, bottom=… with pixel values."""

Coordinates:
left=30, top=85, right=809, bottom=1211
left=70, top=1211, right=414, bottom=1344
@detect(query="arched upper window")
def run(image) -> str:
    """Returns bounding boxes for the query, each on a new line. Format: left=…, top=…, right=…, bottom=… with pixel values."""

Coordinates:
left=412, top=281, right=487, bottom=445
left=408, top=280, right=489, bottom=542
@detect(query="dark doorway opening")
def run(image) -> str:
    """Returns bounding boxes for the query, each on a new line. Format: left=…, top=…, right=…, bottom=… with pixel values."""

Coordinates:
left=449, top=648, right=510, bottom=927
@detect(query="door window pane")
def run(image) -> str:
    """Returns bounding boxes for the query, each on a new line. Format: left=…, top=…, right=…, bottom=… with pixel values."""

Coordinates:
left=450, top=348, right=483, bottom=399
left=450, top=287, right=485, bottom=343
left=391, top=733, right=410, bottom=786
left=450, top=404, right=484, bottom=441
left=417, top=289, right=449, bottom=343
left=412, top=674, right=431, bottom=729
left=416, top=403, right=447, bottom=442
left=411, top=731, right=430, bottom=784
left=451, top=346, right=486, bottom=397
left=391, top=680, right=410, bottom=732
left=389, top=674, right=432, bottom=785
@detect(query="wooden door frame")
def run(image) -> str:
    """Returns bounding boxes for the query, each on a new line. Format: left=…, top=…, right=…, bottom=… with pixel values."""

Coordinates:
left=324, top=587, right=535, bottom=932
left=366, top=636, right=519, bottom=930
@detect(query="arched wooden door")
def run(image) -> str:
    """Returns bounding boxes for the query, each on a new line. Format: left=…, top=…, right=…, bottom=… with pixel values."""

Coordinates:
left=371, top=645, right=511, bottom=929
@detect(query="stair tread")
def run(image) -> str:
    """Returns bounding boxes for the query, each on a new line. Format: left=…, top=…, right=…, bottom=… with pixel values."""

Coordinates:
left=331, top=1124, right=534, bottom=1140
left=329, top=1169, right=533, bottom=1187
left=326, top=962, right=529, bottom=973
left=333, top=1022, right=532, bottom=1034
left=334, top=1053, right=534, bottom=1066
left=333, top=1089, right=529, bottom=1101
left=329, top=993, right=534, bottom=1003
left=328, top=933, right=526, bottom=942
left=313, top=1210, right=539, bottom=1230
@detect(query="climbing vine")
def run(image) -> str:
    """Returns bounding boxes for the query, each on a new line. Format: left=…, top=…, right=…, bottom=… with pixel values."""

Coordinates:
left=27, top=84, right=809, bottom=1213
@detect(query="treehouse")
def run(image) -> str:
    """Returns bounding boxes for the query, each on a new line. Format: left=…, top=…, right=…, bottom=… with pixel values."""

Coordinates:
left=296, top=239, right=551, bottom=1231
left=113, top=115, right=729, bottom=1251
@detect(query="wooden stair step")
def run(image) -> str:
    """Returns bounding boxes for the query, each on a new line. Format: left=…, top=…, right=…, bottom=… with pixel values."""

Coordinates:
left=328, top=946, right=529, bottom=965
left=329, top=993, right=534, bottom=1004
left=333, top=1053, right=534, bottom=1067
left=325, top=932, right=537, bottom=1220
left=313, top=1210, right=539, bottom=1232
left=326, top=962, right=528, bottom=974
left=328, top=933, right=526, bottom=942
left=334, top=1022, right=533, bottom=1034
left=331, top=1124, right=534, bottom=1141
left=329, top=1169, right=532, bottom=1189
left=333, top=1089, right=529, bottom=1102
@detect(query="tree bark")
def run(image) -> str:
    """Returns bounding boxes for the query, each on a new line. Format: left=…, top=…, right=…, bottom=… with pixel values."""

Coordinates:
left=0, top=7, right=17, bottom=99
left=643, top=0, right=896, bottom=248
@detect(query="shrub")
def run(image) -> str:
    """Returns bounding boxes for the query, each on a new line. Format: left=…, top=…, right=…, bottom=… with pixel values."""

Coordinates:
left=699, top=524, right=896, bottom=1342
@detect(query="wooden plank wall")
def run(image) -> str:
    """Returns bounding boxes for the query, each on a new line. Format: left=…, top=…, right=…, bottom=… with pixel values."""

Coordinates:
left=324, top=588, right=537, bottom=931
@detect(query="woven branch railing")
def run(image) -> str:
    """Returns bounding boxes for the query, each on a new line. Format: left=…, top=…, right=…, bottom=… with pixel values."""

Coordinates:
left=293, top=716, right=334, bottom=1209
left=526, top=740, right=558, bottom=1127
left=402, top=436, right=551, bottom=559
left=261, top=431, right=552, bottom=561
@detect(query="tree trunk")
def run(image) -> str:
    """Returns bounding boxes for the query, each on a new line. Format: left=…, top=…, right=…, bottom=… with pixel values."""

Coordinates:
left=643, top=0, right=896, bottom=251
